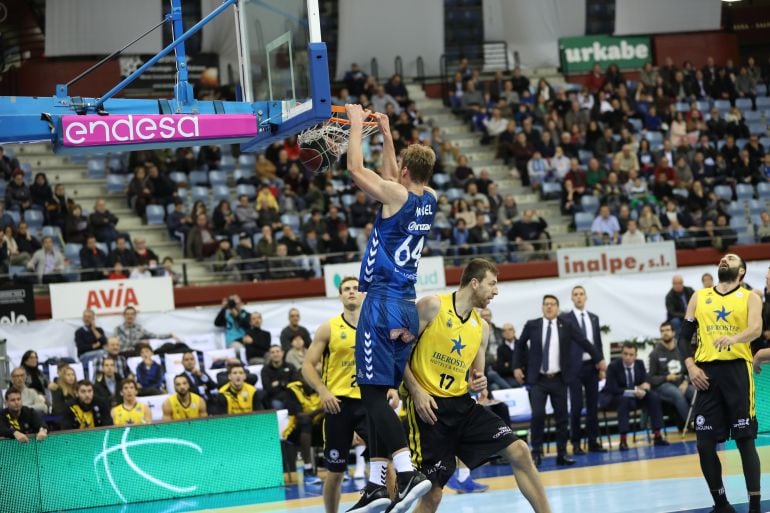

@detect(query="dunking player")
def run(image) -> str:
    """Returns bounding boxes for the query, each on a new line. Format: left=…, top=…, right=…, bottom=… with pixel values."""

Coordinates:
left=403, top=259, right=551, bottom=513
left=680, top=253, right=762, bottom=513
left=303, top=276, right=394, bottom=513
left=346, top=103, right=437, bottom=513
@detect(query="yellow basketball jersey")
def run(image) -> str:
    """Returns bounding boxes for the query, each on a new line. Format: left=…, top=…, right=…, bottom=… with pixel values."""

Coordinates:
left=219, top=382, right=257, bottom=414
left=70, top=404, right=95, bottom=428
left=168, top=393, right=204, bottom=420
left=695, top=286, right=752, bottom=363
left=409, top=293, right=483, bottom=398
left=111, top=403, right=148, bottom=425
left=322, top=313, right=360, bottom=399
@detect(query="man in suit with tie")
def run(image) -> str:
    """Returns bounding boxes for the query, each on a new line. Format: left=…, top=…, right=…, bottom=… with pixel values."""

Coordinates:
left=180, top=351, right=219, bottom=405
left=565, top=286, right=607, bottom=454
left=600, top=342, right=670, bottom=450
left=513, top=294, right=606, bottom=466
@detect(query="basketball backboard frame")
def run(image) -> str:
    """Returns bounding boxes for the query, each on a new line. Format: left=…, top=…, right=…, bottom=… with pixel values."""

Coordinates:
left=0, top=0, right=331, bottom=154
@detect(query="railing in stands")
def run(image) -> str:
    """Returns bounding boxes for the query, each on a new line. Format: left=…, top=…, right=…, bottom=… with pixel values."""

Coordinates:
left=416, top=56, right=425, bottom=82
left=394, top=55, right=403, bottom=77
left=2, top=233, right=761, bottom=290
left=370, top=57, right=378, bottom=80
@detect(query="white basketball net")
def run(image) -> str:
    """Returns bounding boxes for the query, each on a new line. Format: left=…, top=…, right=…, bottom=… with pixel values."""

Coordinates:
left=298, top=122, right=379, bottom=162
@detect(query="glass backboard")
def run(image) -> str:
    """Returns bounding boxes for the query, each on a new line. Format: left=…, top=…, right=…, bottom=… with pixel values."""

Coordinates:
left=236, top=0, right=321, bottom=108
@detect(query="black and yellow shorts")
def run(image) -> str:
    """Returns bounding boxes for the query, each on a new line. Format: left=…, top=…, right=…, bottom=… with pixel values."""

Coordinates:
left=322, top=397, right=368, bottom=472
left=693, top=359, right=757, bottom=441
left=405, top=394, right=516, bottom=487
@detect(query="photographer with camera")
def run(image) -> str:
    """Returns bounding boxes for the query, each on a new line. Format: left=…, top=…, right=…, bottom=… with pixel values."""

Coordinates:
left=214, top=295, right=251, bottom=353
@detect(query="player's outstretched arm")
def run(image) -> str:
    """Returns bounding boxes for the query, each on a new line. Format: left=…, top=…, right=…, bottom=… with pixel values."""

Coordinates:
left=346, top=104, right=407, bottom=207
left=302, top=321, right=342, bottom=414
left=374, top=112, right=399, bottom=182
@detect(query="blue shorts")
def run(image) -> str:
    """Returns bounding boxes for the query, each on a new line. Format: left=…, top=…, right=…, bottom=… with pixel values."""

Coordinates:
left=355, top=295, right=418, bottom=387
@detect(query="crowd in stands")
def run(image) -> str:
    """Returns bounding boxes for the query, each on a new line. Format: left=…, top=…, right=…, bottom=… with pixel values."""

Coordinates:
left=447, top=57, right=770, bottom=252
left=2, top=56, right=770, bottom=285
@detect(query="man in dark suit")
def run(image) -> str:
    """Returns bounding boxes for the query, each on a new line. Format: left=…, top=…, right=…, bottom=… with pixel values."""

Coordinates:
left=564, top=285, right=607, bottom=454
left=513, top=294, right=606, bottom=466
left=600, top=342, right=670, bottom=450
left=494, top=323, right=518, bottom=387
left=179, top=351, right=218, bottom=402
left=665, top=274, right=695, bottom=333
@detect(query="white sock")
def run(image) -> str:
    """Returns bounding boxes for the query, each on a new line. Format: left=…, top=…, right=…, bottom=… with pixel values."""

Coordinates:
left=354, top=446, right=366, bottom=476
left=457, top=467, right=470, bottom=482
left=369, top=460, right=388, bottom=486
left=392, top=451, right=413, bottom=473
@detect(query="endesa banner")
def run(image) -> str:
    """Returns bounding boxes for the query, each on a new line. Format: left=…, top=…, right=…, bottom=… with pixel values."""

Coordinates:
left=60, top=114, right=259, bottom=148
left=49, top=277, right=175, bottom=320
left=556, top=241, right=677, bottom=278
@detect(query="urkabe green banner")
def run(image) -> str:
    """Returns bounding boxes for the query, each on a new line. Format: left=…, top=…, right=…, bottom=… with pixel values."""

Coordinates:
left=559, top=34, right=651, bottom=74
left=0, top=412, right=283, bottom=513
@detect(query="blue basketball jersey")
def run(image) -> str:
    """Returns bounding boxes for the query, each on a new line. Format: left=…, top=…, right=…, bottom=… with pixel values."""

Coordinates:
left=358, top=191, right=437, bottom=299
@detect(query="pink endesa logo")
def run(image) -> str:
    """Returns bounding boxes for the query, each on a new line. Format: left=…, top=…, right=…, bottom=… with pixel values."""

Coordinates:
left=61, top=114, right=259, bottom=147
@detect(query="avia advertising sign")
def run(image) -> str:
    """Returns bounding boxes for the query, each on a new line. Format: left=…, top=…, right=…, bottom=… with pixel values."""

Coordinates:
left=0, top=412, right=282, bottom=513
left=559, top=35, right=651, bottom=74
left=48, top=277, right=175, bottom=319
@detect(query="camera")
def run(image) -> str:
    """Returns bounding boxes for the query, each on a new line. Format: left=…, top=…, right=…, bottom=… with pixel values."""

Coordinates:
left=227, top=298, right=237, bottom=309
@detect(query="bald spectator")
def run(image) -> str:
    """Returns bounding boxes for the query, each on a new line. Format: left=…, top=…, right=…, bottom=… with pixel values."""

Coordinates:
left=89, top=198, right=121, bottom=243
left=9, top=367, right=48, bottom=413
left=665, top=275, right=694, bottom=334
left=279, top=308, right=312, bottom=351
left=591, top=205, right=621, bottom=246
left=133, top=237, right=158, bottom=266
left=494, top=323, right=519, bottom=387
left=24, top=235, right=66, bottom=284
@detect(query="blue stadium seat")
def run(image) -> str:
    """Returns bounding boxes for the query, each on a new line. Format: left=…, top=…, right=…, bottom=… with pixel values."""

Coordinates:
left=233, top=168, right=255, bottom=183
left=672, top=188, right=689, bottom=199
left=713, top=185, right=733, bottom=202
left=578, top=149, right=594, bottom=165
left=169, top=172, right=188, bottom=185
left=106, top=174, right=127, bottom=194
left=40, top=225, right=63, bottom=245
left=749, top=199, right=764, bottom=215
left=541, top=181, right=562, bottom=200
left=20, top=162, right=33, bottom=182
left=646, top=131, right=664, bottom=149
left=432, top=173, right=450, bottom=190
left=736, top=98, right=753, bottom=112
left=574, top=212, right=594, bottom=232
left=212, top=185, right=230, bottom=202
left=238, top=154, right=256, bottom=168
left=108, top=157, right=125, bottom=174
left=146, top=205, right=165, bottom=225
left=580, top=195, right=599, bottom=215
left=219, top=154, right=236, bottom=171
left=730, top=216, right=748, bottom=229
left=6, top=209, right=20, bottom=226
left=736, top=183, right=754, bottom=201
left=24, top=209, right=44, bottom=231
left=757, top=182, right=770, bottom=200
left=446, top=188, right=463, bottom=201
left=191, top=186, right=209, bottom=204
left=727, top=201, right=745, bottom=218
left=743, top=110, right=762, bottom=121
left=341, top=194, right=356, bottom=208
left=696, top=101, right=711, bottom=112
left=189, top=170, right=208, bottom=186
left=95, top=242, right=109, bottom=255
left=675, top=102, right=689, bottom=112
left=235, top=184, right=256, bottom=199
left=757, top=84, right=768, bottom=97
left=280, top=213, right=300, bottom=232
left=714, top=99, right=731, bottom=113
left=757, top=97, right=770, bottom=110
left=87, top=159, right=106, bottom=179
left=747, top=122, right=767, bottom=136
left=65, top=243, right=82, bottom=266
left=208, top=170, right=227, bottom=186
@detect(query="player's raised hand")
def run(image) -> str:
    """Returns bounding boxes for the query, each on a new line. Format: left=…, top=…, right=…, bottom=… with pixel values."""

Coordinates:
left=319, top=389, right=342, bottom=414
left=374, top=112, right=391, bottom=134
left=413, top=388, right=438, bottom=425
left=345, top=103, right=365, bottom=125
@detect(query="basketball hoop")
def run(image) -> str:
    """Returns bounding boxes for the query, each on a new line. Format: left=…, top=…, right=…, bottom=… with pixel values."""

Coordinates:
left=298, top=105, right=379, bottom=173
